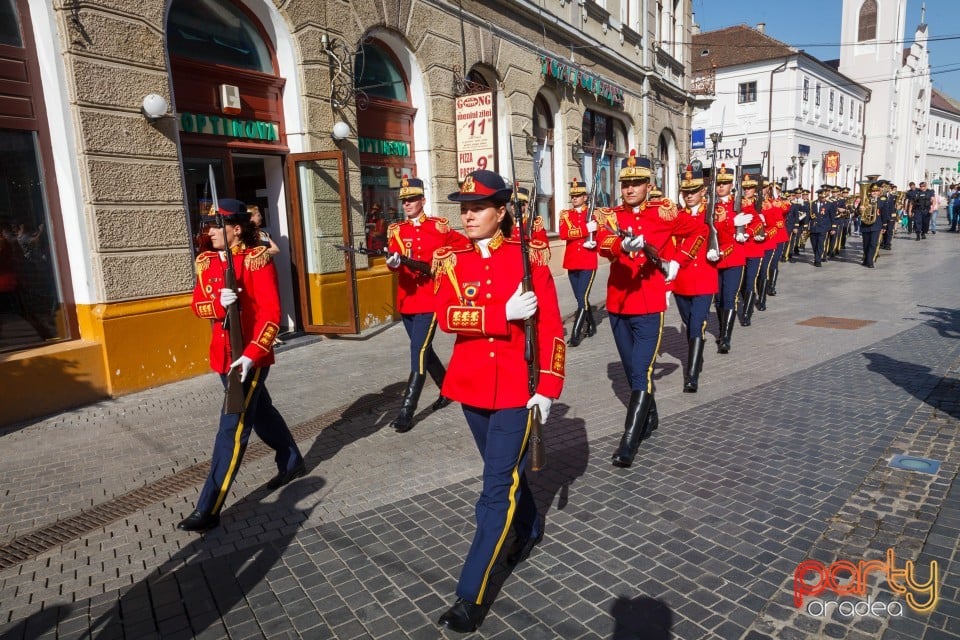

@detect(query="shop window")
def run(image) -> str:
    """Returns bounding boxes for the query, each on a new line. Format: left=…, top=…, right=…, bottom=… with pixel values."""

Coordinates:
left=0, top=130, right=66, bottom=351
left=581, top=110, right=627, bottom=208
left=356, top=45, right=407, bottom=101
left=0, top=0, right=22, bottom=47
left=168, top=0, right=273, bottom=73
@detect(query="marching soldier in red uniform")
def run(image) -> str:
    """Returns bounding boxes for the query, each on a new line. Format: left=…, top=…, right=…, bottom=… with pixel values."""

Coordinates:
left=737, top=174, right=767, bottom=327
left=385, top=177, right=469, bottom=433
left=559, top=177, right=599, bottom=346
left=595, top=151, right=703, bottom=468
left=755, top=179, right=789, bottom=311
left=180, top=199, right=305, bottom=532
left=433, top=170, right=564, bottom=633
left=672, top=166, right=718, bottom=392
left=512, top=184, right=550, bottom=244
left=712, top=165, right=752, bottom=353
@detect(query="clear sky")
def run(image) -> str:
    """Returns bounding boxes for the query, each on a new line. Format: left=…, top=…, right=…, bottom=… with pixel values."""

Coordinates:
left=691, top=0, right=960, bottom=102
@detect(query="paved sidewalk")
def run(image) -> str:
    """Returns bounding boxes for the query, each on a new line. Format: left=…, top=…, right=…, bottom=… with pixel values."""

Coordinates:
left=0, top=232, right=958, bottom=639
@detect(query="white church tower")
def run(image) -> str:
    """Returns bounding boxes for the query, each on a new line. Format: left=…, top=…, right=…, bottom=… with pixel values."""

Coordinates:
left=839, top=0, right=931, bottom=185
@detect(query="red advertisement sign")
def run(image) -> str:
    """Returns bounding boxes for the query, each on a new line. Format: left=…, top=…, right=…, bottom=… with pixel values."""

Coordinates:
left=823, top=151, right=841, bottom=177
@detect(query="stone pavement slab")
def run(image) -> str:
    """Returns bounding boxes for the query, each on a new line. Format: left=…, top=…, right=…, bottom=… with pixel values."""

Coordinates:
left=0, top=232, right=958, bottom=639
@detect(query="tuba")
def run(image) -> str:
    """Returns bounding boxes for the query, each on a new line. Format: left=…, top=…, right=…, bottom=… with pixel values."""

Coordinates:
left=858, top=177, right=879, bottom=225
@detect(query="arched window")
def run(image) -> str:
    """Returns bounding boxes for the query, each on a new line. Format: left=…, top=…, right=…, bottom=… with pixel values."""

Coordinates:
left=168, top=0, right=273, bottom=73
left=581, top=110, right=628, bottom=208
left=532, top=93, right=555, bottom=229
left=355, top=44, right=407, bottom=101
left=858, top=0, right=878, bottom=42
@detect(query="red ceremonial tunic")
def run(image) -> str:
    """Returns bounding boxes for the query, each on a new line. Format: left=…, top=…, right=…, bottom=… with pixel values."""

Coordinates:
left=765, top=198, right=790, bottom=244
left=595, top=198, right=703, bottom=315
left=714, top=197, right=746, bottom=269
left=433, top=233, right=565, bottom=408
left=671, top=204, right=719, bottom=297
left=739, top=197, right=767, bottom=259
left=192, top=245, right=280, bottom=374
left=558, top=207, right=599, bottom=270
left=387, top=214, right=469, bottom=314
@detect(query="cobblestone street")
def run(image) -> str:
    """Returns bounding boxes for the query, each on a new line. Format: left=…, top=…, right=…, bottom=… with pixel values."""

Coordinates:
left=1, top=232, right=958, bottom=639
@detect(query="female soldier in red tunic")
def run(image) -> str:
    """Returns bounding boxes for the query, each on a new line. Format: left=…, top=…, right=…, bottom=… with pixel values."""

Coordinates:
left=433, top=170, right=564, bottom=633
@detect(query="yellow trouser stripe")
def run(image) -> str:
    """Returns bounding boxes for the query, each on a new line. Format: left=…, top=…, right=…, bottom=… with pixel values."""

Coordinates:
left=417, top=314, right=438, bottom=374
left=476, top=410, right=532, bottom=603
left=583, top=269, right=596, bottom=307
left=212, top=368, right=261, bottom=514
left=646, top=312, right=665, bottom=393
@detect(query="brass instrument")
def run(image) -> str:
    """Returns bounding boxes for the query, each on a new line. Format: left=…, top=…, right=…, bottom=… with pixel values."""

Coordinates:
left=895, top=190, right=907, bottom=211
left=859, top=179, right=879, bottom=226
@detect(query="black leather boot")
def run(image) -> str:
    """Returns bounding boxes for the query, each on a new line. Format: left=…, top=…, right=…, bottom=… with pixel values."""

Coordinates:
left=718, top=309, right=736, bottom=354
left=768, top=269, right=779, bottom=296
left=715, top=310, right=726, bottom=347
left=391, top=372, right=425, bottom=433
left=612, top=390, right=653, bottom=467
left=425, top=359, right=451, bottom=411
left=755, top=280, right=767, bottom=311
left=177, top=510, right=220, bottom=532
left=683, top=337, right=705, bottom=393
left=567, top=309, right=586, bottom=347
left=741, top=292, right=755, bottom=326
left=438, top=598, right=488, bottom=633
left=584, top=306, right=597, bottom=337
left=645, top=396, right=659, bottom=435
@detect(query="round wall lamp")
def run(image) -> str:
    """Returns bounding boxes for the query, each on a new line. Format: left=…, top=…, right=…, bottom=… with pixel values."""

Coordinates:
left=331, top=121, right=351, bottom=141
left=141, top=94, right=168, bottom=122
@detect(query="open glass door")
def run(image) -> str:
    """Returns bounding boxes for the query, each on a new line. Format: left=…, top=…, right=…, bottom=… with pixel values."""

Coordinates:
left=286, top=151, right=359, bottom=334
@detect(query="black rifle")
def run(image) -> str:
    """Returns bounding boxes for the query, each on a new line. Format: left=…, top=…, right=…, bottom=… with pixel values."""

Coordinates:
left=209, top=165, right=246, bottom=415
left=602, top=222, right=666, bottom=275
left=526, top=143, right=545, bottom=240
left=753, top=153, right=769, bottom=242
left=508, top=133, right=545, bottom=472
left=333, top=243, right=433, bottom=276
left=733, top=137, right=747, bottom=236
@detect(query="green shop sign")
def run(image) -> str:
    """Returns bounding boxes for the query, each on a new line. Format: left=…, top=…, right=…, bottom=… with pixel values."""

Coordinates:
left=539, top=54, right=625, bottom=107
left=179, top=112, right=279, bottom=142
left=358, top=137, right=410, bottom=157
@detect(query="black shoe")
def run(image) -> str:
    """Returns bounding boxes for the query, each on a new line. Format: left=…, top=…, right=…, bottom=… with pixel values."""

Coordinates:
left=432, top=394, right=453, bottom=411
left=814, top=262, right=822, bottom=267
left=867, top=264, right=875, bottom=268
left=266, top=461, right=306, bottom=490
left=438, top=598, right=487, bottom=633
left=177, top=510, right=220, bottom=532
left=507, top=531, right=544, bottom=566
left=922, top=234, right=927, bottom=239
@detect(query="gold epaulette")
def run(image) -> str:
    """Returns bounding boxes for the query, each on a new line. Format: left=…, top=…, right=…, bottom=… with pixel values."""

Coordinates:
left=432, top=217, right=450, bottom=233
left=742, top=196, right=756, bottom=205
left=243, top=245, right=272, bottom=271
left=596, top=207, right=617, bottom=222
left=533, top=216, right=545, bottom=232
left=656, top=198, right=678, bottom=222
left=432, top=245, right=460, bottom=294
left=528, top=239, right=550, bottom=267
left=387, top=221, right=401, bottom=233
left=194, top=251, right=217, bottom=277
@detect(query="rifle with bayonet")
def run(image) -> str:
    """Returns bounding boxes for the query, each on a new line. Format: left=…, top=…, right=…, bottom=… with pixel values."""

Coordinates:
left=508, top=133, right=545, bottom=472
left=333, top=243, right=433, bottom=276
left=733, top=137, right=747, bottom=238
left=526, top=143, right=545, bottom=240
left=705, top=134, right=722, bottom=256
left=209, top=165, right=246, bottom=415
left=601, top=221, right=666, bottom=275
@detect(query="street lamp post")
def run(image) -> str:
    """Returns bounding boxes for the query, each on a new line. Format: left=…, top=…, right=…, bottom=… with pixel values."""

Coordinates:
left=798, top=153, right=808, bottom=189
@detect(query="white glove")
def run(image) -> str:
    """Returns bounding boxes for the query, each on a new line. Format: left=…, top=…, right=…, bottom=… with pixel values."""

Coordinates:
left=585, top=220, right=598, bottom=233
left=663, top=260, right=680, bottom=283
left=386, top=252, right=402, bottom=269
left=706, top=248, right=720, bottom=262
left=621, top=234, right=644, bottom=253
left=735, top=232, right=749, bottom=243
left=733, top=213, right=753, bottom=226
left=665, top=291, right=672, bottom=309
left=582, top=239, right=597, bottom=250
left=505, top=283, right=538, bottom=321
left=219, top=287, right=238, bottom=308
left=526, top=393, right=553, bottom=422
left=229, top=355, right=254, bottom=383
left=759, top=213, right=766, bottom=223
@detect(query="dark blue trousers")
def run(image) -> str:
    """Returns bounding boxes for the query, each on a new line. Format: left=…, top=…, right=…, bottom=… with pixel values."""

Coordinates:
left=862, top=228, right=880, bottom=266
left=758, top=249, right=774, bottom=287
left=457, top=406, right=538, bottom=604
left=567, top=269, right=596, bottom=311
left=402, top=312, right=443, bottom=375
left=810, top=233, right=825, bottom=263
left=609, top=312, right=664, bottom=392
left=770, top=242, right=785, bottom=275
left=675, top=294, right=714, bottom=341
left=196, top=367, right=303, bottom=515
left=740, top=257, right=762, bottom=303
left=716, top=266, right=744, bottom=311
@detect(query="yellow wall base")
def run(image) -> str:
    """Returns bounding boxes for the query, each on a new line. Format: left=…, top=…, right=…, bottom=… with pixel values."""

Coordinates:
left=308, top=259, right=398, bottom=330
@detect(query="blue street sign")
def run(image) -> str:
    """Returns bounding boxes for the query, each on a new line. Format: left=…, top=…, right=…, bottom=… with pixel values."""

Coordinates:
left=692, top=129, right=706, bottom=150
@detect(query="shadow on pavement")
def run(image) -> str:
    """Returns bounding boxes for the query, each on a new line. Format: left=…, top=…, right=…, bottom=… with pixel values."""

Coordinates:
left=0, top=603, right=70, bottom=640
left=917, top=304, right=960, bottom=339
left=82, top=478, right=325, bottom=638
left=529, top=402, right=589, bottom=516
left=863, top=352, right=960, bottom=420
left=609, top=594, right=673, bottom=639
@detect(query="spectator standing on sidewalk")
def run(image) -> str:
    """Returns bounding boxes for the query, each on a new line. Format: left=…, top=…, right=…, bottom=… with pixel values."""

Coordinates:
left=384, top=176, right=468, bottom=433
left=433, top=170, right=564, bottom=634
left=179, top=199, right=305, bottom=533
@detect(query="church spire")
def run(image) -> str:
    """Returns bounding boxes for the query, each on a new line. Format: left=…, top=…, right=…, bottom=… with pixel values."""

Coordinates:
left=920, top=2, right=926, bottom=26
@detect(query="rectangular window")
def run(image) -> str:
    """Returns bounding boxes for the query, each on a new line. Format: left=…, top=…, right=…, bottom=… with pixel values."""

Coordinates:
left=738, top=81, right=757, bottom=104
left=816, top=83, right=821, bottom=106
left=858, top=104, right=862, bottom=121
left=839, top=96, right=844, bottom=115
left=802, top=78, right=809, bottom=102
left=829, top=90, right=835, bottom=112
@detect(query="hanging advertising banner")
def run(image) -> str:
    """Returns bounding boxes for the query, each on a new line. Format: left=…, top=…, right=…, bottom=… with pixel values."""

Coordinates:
left=823, top=150, right=841, bottom=178
left=455, top=92, right=496, bottom=181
